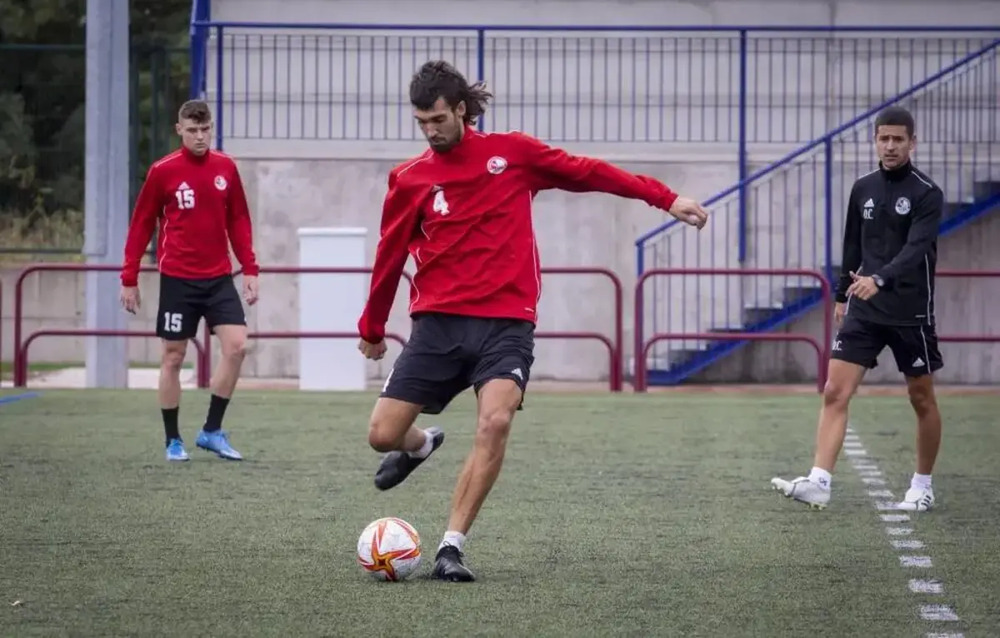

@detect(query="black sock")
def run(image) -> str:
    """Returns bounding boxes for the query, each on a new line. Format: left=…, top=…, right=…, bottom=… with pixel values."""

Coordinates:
left=204, top=394, right=230, bottom=432
left=162, top=408, right=180, bottom=445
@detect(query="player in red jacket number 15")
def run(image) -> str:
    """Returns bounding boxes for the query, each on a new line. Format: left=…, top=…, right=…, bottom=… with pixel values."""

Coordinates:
left=357, top=61, right=708, bottom=582
left=119, top=100, right=260, bottom=463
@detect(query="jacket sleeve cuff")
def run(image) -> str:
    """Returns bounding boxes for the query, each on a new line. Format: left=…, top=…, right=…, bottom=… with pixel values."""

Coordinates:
left=121, top=272, right=138, bottom=287
left=241, top=264, right=260, bottom=277
left=834, top=291, right=848, bottom=303
left=357, top=320, right=385, bottom=343
left=661, top=190, right=679, bottom=211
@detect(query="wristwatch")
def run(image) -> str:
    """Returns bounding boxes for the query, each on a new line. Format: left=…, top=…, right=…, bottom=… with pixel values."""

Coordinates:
left=872, top=274, right=885, bottom=288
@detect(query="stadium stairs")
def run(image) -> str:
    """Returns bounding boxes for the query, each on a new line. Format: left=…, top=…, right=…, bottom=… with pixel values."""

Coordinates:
left=645, top=185, right=1000, bottom=387
left=639, top=41, right=1000, bottom=387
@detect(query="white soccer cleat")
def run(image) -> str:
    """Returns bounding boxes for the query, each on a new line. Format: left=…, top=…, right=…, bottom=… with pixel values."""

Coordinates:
left=896, top=486, right=934, bottom=512
left=771, top=476, right=831, bottom=510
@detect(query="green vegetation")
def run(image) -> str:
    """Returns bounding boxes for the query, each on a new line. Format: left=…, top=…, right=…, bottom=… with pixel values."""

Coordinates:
left=0, top=0, right=192, bottom=257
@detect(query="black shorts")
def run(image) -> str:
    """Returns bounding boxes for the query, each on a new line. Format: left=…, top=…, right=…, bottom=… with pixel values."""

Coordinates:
left=831, top=316, right=943, bottom=377
left=381, top=313, right=535, bottom=415
left=156, top=273, right=246, bottom=340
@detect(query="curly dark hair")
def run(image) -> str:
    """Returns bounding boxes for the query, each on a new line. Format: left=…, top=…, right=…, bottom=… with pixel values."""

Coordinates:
left=409, top=60, right=492, bottom=125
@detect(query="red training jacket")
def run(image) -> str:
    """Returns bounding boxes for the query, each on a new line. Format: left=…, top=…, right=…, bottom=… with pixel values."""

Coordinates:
left=120, top=146, right=260, bottom=286
left=357, top=126, right=679, bottom=343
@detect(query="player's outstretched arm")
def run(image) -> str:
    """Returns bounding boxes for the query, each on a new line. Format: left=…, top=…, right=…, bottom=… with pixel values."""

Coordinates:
left=357, top=170, right=419, bottom=359
left=226, top=166, right=261, bottom=305
left=516, top=133, right=707, bottom=229
left=120, top=165, right=163, bottom=313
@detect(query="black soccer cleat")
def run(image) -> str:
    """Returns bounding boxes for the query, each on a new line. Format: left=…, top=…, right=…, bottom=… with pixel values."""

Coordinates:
left=373, top=427, right=445, bottom=491
left=431, top=545, right=476, bottom=582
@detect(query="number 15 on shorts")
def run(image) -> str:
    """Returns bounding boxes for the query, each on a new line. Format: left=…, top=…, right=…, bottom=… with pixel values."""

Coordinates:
left=163, top=311, right=184, bottom=333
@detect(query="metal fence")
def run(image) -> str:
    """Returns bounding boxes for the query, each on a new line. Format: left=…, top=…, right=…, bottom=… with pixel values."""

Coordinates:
left=187, top=20, right=1000, bottom=382
left=635, top=38, right=1000, bottom=372
left=190, top=22, right=1000, bottom=145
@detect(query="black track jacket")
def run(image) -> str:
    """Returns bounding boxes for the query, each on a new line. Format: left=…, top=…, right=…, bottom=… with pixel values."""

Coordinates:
left=836, top=161, right=943, bottom=326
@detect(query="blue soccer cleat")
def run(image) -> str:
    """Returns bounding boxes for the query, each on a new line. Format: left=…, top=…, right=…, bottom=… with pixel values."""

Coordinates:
left=196, top=429, right=243, bottom=461
left=165, top=438, right=190, bottom=462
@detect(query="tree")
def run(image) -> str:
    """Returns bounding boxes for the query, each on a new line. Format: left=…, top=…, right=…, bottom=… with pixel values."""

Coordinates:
left=0, top=0, right=191, bottom=248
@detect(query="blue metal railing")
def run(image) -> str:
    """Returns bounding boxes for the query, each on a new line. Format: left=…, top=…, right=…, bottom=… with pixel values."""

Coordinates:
left=188, top=21, right=1000, bottom=146
left=636, top=38, right=1000, bottom=262
left=189, top=0, right=211, bottom=99
left=635, top=38, right=1000, bottom=371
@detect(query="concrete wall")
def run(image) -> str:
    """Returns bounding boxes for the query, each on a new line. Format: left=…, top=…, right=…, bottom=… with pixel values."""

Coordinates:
left=5, top=156, right=998, bottom=384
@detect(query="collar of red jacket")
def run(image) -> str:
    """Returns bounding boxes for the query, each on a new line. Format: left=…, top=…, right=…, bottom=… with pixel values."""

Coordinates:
left=181, top=145, right=211, bottom=163
left=432, top=123, right=480, bottom=163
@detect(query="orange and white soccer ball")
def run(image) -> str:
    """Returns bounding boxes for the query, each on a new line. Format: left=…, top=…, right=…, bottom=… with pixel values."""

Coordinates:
left=356, top=517, right=422, bottom=581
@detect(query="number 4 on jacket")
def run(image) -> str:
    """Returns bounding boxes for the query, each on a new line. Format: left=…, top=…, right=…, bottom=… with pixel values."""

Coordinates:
left=432, top=189, right=450, bottom=216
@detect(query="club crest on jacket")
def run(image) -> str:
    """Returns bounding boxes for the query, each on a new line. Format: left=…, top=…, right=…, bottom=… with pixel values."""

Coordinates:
left=486, top=156, right=507, bottom=175
left=895, top=197, right=910, bottom=215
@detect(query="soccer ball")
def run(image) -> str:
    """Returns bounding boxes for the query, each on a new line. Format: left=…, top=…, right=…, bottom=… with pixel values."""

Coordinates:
left=356, top=517, right=422, bottom=581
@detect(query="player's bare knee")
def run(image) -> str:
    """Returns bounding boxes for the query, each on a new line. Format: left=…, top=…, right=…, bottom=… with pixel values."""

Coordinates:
left=367, top=398, right=423, bottom=452
left=907, top=379, right=937, bottom=414
left=161, top=343, right=187, bottom=371
left=475, top=409, right=513, bottom=448
left=822, top=379, right=852, bottom=409
left=221, top=335, right=248, bottom=361
left=367, top=412, right=403, bottom=452
left=368, top=420, right=402, bottom=452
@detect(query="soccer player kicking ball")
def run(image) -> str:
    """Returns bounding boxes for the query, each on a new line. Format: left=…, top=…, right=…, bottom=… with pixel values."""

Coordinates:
left=357, top=60, right=709, bottom=582
left=120, top=100, right=261, bottom=463
left=772, top=106, right=944, bottom=512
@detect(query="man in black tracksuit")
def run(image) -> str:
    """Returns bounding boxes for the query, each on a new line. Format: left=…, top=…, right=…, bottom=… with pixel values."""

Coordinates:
left=834, top=146, right=943, bottom=374
left=772, top=106, right=944, bottom=513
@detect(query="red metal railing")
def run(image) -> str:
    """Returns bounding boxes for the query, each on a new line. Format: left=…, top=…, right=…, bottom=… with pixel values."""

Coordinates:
left=12, top=264, right=999, bottom=391
left=13, top=264, right=164, bottom=387
left=634, top=268, right=833, bottom=392
left=19, top=330, right=206, bottom=387
left=200, top=266, right=416, bottom=389
left=219, top=265, right=624, bottom=392
left=13, top=264, right=624, bottom=392
left=243, top=331, right=616, bottom=389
